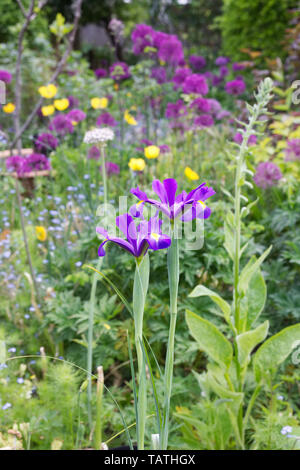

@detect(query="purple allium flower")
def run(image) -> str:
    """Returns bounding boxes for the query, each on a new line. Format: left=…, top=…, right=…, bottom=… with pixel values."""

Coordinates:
left=232, top=62, right=246, bottom=72
left=96, top=112, right=117, bottom=127
left=67, top=108, right=86, bottom=123
left=67, top=95, right=79, bottom=109
left=190, top=97, right=211, bottom=113
left=131, top=178, right=215, bottom=221
left=219, top=65, right=229, bottom=78
left=22, top=153, right=51, bottom=173
left=131, top=24, right=155, bottom=54
left=35, top=133, right=59, bottom=152
left=194, top=114, right=214, bottom=127
left=151, top=66, right=167, bottom=84
left=225, top=79, right=246, bottom=95
left=215, top=56, right=230, bottom=66
left=99, top=161, right=120, bottom=175
left=206, top=98, right=222, bottom=115
left=109, top=62, right=131, bottom=81
left=285, top=139, right=300, bottom=161
left=165, top=99, right=187, bottom=119
left=212, top=74, right=222, bottom=87
left=6, top=155, right=25, bottom=175
left=172, top=67, right=192, bottom=89
left=158, top=35, right=184, bottom=66
left=96, top=213, right=171, bottom=258
left=234, top=132, right=257, bottom=145
left=182, top=74, right=209, bottom=95
left=253, top=162, right=282, bottom=189
left=108, top=18, right=124, bottom=43
left=87, top=146, right=100, bottom=160
left=0, top=69, right=12, bottom=84
left=94, top=68, right=108, bottom=79
left=48, top=114, right=74, bottom=136
left=216, top=110, right=231, bottom=120
left=189, top=55, right=206, bottom=70
left=159, top=144, right=170, bottom=154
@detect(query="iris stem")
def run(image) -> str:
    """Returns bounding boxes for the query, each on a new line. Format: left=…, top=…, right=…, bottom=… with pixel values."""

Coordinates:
left=133, top=254, right=149, bottom=449
left=162, top=229, right=179, bottom=449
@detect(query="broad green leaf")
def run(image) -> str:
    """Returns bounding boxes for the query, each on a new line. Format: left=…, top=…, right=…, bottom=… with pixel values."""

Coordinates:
left=186, top=310, right=233, bottom=369
left=253, top=323, right=300, bottom=382
left=239, top=245, right=272, bottom=295
left=237, top=321, right=269, bottom=368
left=240, top=269, right=267, bottom=330
left=207, top=373, right=243, bottom=410
left=224, top=218, right=234, bottom=260
left=189, top=285, right=231, bottom=324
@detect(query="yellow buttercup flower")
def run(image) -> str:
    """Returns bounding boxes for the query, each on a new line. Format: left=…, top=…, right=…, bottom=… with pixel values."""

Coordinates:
left=38, top=84, right=57, bottom=99
left=184, top=166, right=199, bottom=180
left=144, top=145, right=160, bottom=159
left=128, top=158, right=146, bottom=172
left=35, top=226, right=47, bottom=242
left=91, top=97, right=108, bottom=109
left=3, top=102, right=15, bottom=113
left=41, top=105, right=55, bottom=116
left=54, top=98, right=69, bottom=111
left=124, top=110, right=137, bottom=126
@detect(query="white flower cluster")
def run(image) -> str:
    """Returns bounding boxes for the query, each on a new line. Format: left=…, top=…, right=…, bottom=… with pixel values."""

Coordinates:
left=83, top=127, right=115, bottom=144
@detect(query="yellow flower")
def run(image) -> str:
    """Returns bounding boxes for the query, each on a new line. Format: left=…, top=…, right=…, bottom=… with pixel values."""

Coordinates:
left=35, top=226, right=47, bottom=242
left=3, top=102, right=15, bottom=113
left=103, top=323, right=111, bottom=330
left=114, top=83, right=119, bottom=91
left=128, top=158, right=146, bottom=172
left=54, top=98, right=69, bottom=111
left=38, top=84, right=57, bottom=99
left=124, top=110, right=137, bottom=126
left=41, top=105, right=55, bottom=116
left=276, top=140, right=287, bottom=151
left=184, top=166, right=199, bottom=180
left=144, top=145, right=160, bottom=159
left=289, top=126, right=300, bottom=139
left=91, top=97, right=108, bottom=109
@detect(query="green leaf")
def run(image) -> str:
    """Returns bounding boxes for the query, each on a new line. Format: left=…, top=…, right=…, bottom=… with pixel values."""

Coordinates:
left=189, top=285, right=231, bottom=324
left=239, top=245, right=272, bottom=295
left=237, top=321, right=269, bottom=368
left=253, top=323, right=300, bottom=382
left=186, top=310, right=233, bottom=369
left=0, top=340, right=6, bottom=363
left=240, top=269, right=267, bottom=330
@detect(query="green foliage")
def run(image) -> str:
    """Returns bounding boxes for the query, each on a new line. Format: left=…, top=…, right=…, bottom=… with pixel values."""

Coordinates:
left=219, top=0, right=294, bottom=60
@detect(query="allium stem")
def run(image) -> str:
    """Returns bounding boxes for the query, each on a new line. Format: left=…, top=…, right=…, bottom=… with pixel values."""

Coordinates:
left=162, top=228, right=179, bottom=449
left=95, top=366, right=104, bottom=450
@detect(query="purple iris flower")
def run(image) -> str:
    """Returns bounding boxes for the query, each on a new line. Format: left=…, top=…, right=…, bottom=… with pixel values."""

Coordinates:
left=96, top=213, right=171, bottom=258
left=130, top=178, right=215, bottom=221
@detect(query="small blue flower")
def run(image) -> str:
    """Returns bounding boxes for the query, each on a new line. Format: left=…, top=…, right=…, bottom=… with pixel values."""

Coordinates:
left=2, top=402, right=12, bottom=410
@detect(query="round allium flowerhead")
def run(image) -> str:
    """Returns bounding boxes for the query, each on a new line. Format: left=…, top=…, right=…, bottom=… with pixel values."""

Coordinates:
left=22, top=153, right=51, bottom=173
left=48, top=114, right=74, bottom=136
left=109, top=62, right=130, bottom=81
left=215, top=56, right=230, bottom=66
left=184, top=166, right=199, bottom=181
left=67, top=108, right=86, bottom=124
left=253, top=162, right=282, bottom=189
left=172, top=67, right=192, bottom=89
left=190, top=97, right=211, bottom=113
left=94, top=68, right=108, bottom=79
left=144, top=145, right=160, bottom=159
left=6, top=155, right=25, bottom=175
left=285, top=139, right=300, bottom=161
left=96, top=112, right=117, bottom=127
left=151, top=67, right=167, bottom=84
left=83, top=127, right=115, bottom=145
left=194, top=114, right=214, bottom=127
left=182, top=74, right=209, bottom=95
left=165, top=99, right=187, bottom=119
left=35, top=133, right=59, bottom=152
left=0, top=69, right=12, bottom=84
left=158, top=35, right=184, bottom=66
left=87, top=146, right=100, bottom=160
left=100, top=161, right=120, bottom=175
left=131, top=24, right=155, bottom=55
left=189, top=55, right=206, bottom=70
left=225, top=79, right=246, bottom=95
